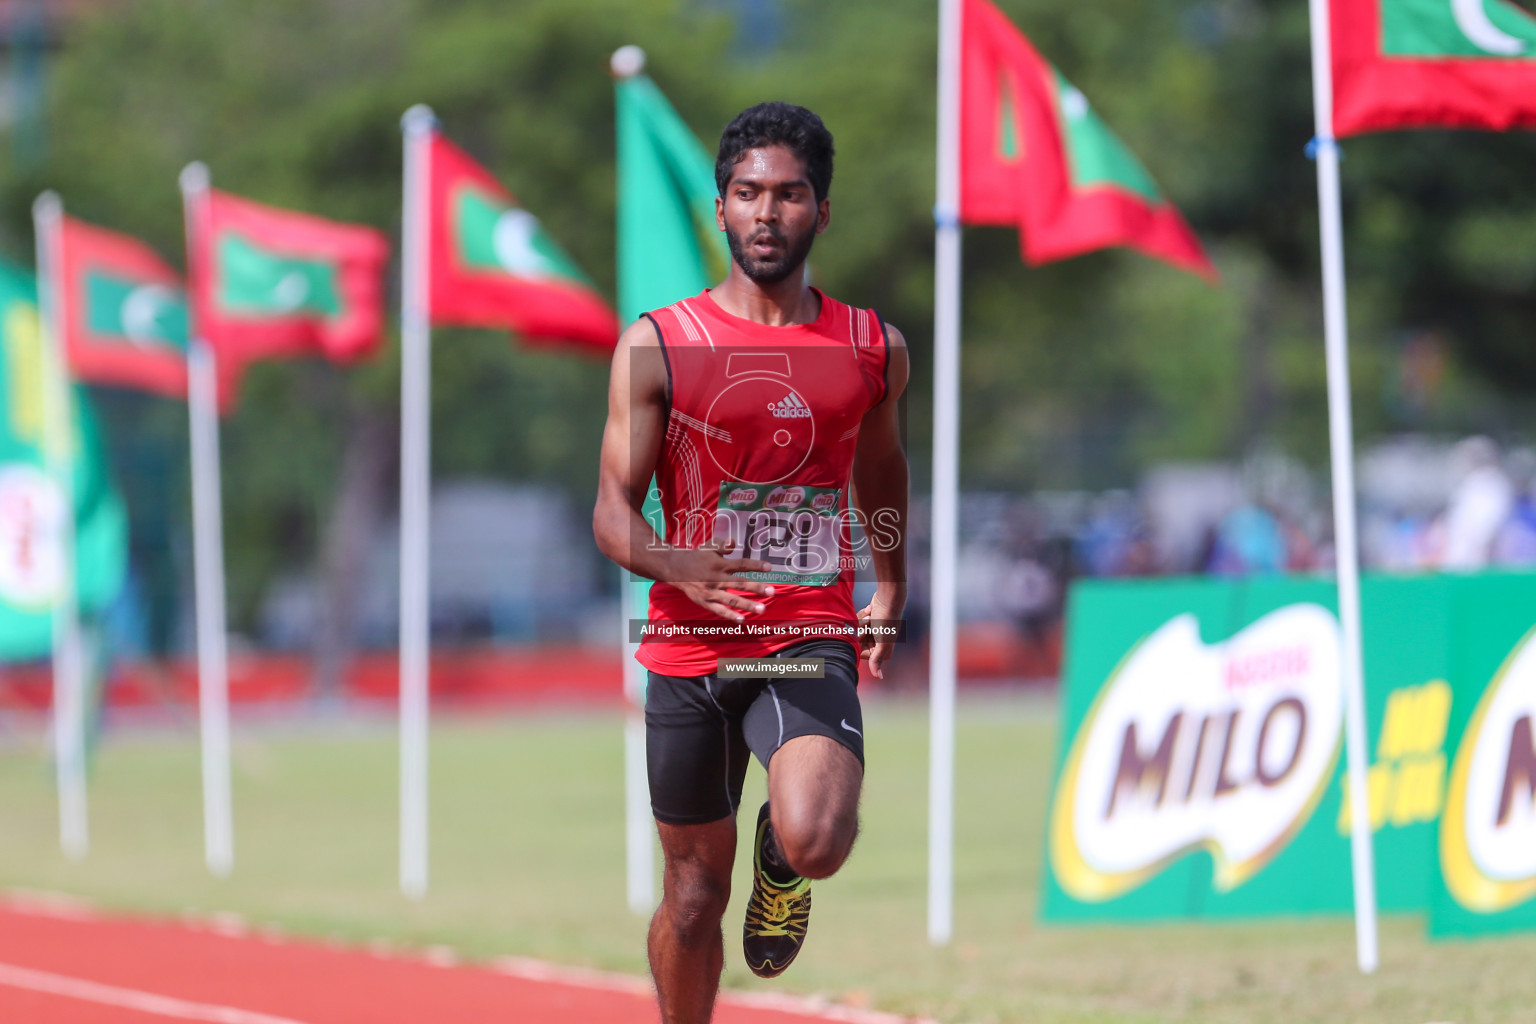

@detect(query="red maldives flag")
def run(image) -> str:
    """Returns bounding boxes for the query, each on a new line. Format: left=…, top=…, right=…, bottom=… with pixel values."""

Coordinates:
left=426, top=131, right=618, bottom=352
left=1332, top=0, right=1536, bottom=135
left=959, top=0, right=1216, bottom=281
left=56, top=215, right=190, bottom=398
left=187, top=188, right=390, bottom=371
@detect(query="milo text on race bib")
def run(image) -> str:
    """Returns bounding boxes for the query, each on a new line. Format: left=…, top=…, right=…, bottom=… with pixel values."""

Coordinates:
left=716, top=481, right=843, bottom=586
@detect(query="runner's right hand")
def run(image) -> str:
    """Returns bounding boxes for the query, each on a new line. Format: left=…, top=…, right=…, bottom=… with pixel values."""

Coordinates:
left=667, top=538, right=777, bottom=622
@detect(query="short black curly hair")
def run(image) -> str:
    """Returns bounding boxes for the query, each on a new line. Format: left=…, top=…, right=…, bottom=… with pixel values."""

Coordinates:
left=715, top=102, right=834, bottom=203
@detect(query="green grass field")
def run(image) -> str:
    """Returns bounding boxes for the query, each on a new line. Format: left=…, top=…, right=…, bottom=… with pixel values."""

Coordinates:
left=2, top=693, right=1533, bottom=1023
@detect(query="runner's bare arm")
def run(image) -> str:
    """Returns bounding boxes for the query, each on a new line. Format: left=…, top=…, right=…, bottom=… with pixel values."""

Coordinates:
left=592, top=318, right=775, bottom=622
left=850, top=324, right=910, bottom=679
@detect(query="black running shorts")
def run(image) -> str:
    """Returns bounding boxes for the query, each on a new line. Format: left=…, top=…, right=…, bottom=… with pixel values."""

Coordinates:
left=644, top=638, right=864, bottom=826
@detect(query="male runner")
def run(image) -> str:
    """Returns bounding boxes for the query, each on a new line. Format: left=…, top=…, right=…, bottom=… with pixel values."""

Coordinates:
left=594, top=101, right=908, bottom=1024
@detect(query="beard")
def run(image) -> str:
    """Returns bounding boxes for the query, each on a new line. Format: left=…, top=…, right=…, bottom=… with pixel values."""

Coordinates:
left=724, top=221, right=817, bottom=285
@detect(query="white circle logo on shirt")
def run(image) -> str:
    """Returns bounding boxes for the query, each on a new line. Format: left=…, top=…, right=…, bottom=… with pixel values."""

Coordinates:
left=704, top=378, right=815, bottom=485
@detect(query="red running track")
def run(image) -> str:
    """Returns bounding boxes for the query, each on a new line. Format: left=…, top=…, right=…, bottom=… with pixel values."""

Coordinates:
left=0, top=896, right=932, bottom=1024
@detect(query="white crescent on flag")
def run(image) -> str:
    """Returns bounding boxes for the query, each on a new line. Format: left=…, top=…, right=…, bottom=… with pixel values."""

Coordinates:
left=120, top=285, right=177, bottom=347
left=1452, top=0, right=1528, bottom=55
left=272, top=271, right=311, bottom=312
left=493, top=209, right=554, bottom=279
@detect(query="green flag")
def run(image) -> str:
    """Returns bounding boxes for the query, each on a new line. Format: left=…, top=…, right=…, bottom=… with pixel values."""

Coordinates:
left=0, top=260, right=127, bottom=661
left=615, top=68, right=730, bottom=695
left=615, top=72, right=730, bottom=323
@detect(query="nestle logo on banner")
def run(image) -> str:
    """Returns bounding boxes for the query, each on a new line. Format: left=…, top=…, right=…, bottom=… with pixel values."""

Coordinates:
left=766, top=487, right=806, bottom=509
left=811, top=492, right=837, bottom=512
left=1443, top=627, right=1536, bottom=913
left=1225, top=646, right=1310, bottom=689
left=768, top=394, right=812, bottom=419
left=726, top=487, right=758, bottom=507
left=1049, top=605, right=1344, bottom=902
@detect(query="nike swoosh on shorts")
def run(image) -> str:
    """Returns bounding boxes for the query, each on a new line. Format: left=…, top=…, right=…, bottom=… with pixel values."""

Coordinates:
left=840, top=719, right=862, bottom=738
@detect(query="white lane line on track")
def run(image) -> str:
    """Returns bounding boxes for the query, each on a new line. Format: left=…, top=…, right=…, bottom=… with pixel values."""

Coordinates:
left=492, top=956, right=940, bottom=1024
left=5, top=894, right=937, bottom=1024
left=0, top=962, right=313, bottom=1024
left=2, top=889, right=95, bottom=920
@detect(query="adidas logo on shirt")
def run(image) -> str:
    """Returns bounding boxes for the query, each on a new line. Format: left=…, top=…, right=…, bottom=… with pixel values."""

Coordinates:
left=767, top=393, right=813, bottom=419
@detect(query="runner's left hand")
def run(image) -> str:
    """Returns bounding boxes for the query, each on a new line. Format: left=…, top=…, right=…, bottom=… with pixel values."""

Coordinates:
left=856, top=585, right=906, bottom=681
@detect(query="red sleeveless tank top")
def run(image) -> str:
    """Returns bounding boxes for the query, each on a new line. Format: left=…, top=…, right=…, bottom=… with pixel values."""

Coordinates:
left=636, top=288, right=890, bottom=676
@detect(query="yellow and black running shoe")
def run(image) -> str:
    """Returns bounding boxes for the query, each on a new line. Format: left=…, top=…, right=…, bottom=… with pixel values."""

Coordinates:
left=743, top=801, right=812, bottom=979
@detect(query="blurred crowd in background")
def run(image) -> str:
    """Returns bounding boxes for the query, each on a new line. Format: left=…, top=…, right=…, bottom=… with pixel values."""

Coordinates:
left=81, top=432, right=1536, bottom=689
left=892, top=434, right=1536, bottom=682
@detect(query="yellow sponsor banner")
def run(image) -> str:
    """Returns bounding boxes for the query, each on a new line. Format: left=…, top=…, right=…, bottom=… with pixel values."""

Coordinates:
left=3, top=298, right=43, bottom=447
left=1337, top=680, right=1450, bottom=833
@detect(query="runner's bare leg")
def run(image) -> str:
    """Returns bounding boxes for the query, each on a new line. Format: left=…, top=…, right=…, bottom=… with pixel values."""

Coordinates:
left=650, top=817, right=737, bottom=1023
left=767, top=735, right=862, bottom=879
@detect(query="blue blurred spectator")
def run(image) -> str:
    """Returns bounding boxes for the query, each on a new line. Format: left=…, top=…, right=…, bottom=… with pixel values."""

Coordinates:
left=1207, top=503, right=1286, bottom=575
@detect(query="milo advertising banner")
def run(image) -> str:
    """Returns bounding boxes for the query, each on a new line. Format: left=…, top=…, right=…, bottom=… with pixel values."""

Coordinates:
left=0, top=260, right=127, bottom=661
left=1044, top=575, right=1453, bottom=921
left=1431, top=574, right=1536, bottom=937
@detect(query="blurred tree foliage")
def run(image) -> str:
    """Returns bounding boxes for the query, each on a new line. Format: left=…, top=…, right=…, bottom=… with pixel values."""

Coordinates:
left=1, top=0, right=1532, bottom=641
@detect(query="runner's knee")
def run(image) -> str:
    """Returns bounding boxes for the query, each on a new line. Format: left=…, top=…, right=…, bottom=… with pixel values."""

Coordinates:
left=662, top=865, right=732, bottom=932
left=767, top=737, right=862, bottom=878
left=773, top=808, right=857, bottom=880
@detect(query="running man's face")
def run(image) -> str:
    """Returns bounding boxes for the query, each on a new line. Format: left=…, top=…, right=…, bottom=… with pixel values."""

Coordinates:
left=716, top=145, right=829, bottom=286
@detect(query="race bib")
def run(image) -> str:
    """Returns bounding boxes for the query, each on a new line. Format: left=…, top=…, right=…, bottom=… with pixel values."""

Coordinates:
left=716, top=481, right=843, bottom=586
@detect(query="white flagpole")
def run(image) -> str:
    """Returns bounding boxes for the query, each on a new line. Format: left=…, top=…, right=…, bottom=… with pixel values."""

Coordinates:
left=33, top=190, right=88, bottom=862
left=613, top=44, right=656, bottom=917
left=1306, top=0, right=1378, bottom=974
left=179, top=162, right=234, bottom=878
left=622, top=655, right=652, bottom=913
left=399, top=104, right=435, bottom=900
left=928, top=0, right=962, bottom=947
left=621, top=579, right=653, bottom=914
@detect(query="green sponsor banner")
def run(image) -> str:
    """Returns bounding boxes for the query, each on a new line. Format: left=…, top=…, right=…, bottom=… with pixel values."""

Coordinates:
left=1043, top=574, right=1452, bottom=921
left=1430, top=573, right=1536, bottom=937
left=614, top=72, right=729, bottom=327
left=615, top=72, right=731, bottom=695
left=0, top=260, right=128, bottom=661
